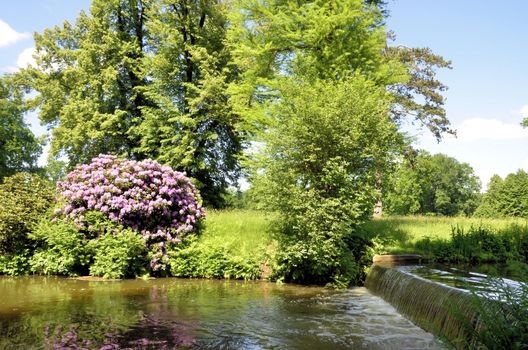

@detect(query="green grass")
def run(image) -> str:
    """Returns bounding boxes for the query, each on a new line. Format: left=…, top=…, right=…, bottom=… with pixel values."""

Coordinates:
left=200, top=209, right=275, bottom=256
left=168, top=209, right=276, bottom=280
left=360, top=215, right=528, bottom=253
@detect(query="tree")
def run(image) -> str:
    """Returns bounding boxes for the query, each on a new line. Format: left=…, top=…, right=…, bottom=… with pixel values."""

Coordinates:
left=475, top=170, right=528, bottom=218
left=229, top=0, right=453, bottom=285
left=23, top=0, right=152, bottom=166
left=227, top=0, right=399, bottom=124
left=27, top=0, right=153, bottom=165
left=228, top=0, right=453, bottom=140
left=384, top=151, right=481, bottom=216
left=0, top=75, right=42, bottom=180
left=25, top=0, right=246, bottom=207
left=253, top=77, right=400, bottom=285
left=386, top=46, right=453, bottom=140
left=139, top=0, right=244, bottom=207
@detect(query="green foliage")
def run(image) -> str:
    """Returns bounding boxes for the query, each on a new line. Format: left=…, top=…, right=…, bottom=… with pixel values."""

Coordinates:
left=28, top=219, right=91, bottom=276
left=89, top=230, right=147, bottom=279
left=169, top=235, right=261, bottom=280
left=0, top=249, right=32, bottom=276
left=229, top=0, right=452, bottom=140
left=24, top=0, right=245, bottom=207
left=253, top=77, right=400, bottom=286
left=0, top=75, right=42, bottom=180
left=454, top=278, right=528, bottom=350
left=26, top=0, right=153, bottom=165
left=475, top=170, right=528, bottom=218
left=0, top=173, right=54, bottom=254
left=28, top=212, right=147, bottom=278
left=142, top=0, right=244, bottom=207
left=384, top=151, right=481, bottom=216
left=386, top=46, right=453, bottom=139
left=412, top=225, right=528, bottom=265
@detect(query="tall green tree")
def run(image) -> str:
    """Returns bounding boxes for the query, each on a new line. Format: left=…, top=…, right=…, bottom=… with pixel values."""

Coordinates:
left=475, top=170, right=528, bottom=218
left=26, top=0, right=153, bottom=166
left=25, top=0, right=245, bottom=206
left=227, top=0, right=402, bottom=125
left=0, top=75, right=41, bottom=181
left=140, top=0, right=244, bottom=207
left=228, top=0, right=452, bottom=139
left=385, top=151, right=481, bottom=216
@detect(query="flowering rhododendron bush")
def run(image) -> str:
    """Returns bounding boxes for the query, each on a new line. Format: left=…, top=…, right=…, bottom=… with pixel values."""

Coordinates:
left=55, top=154, right=205, bottom=271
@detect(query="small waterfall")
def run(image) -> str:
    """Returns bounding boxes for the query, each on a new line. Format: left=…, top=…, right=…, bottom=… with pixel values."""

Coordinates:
left=365, top=264, right=479, bottom=349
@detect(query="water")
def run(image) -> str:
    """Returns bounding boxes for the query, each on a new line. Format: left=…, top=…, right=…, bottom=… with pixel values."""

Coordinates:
left=365, top=265, right=474, bottom=348
left=0, top=276, right=444, bottom=349
left=399, top=265, right=524, bottom=295
left=366, top=264, right=527, bottom=349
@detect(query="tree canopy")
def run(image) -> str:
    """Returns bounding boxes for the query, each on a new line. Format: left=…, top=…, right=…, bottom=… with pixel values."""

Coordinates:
left=475, top=170, right=528, bottom=218
left=24, top=0, right=245, bottom=207
left=384, top=151, right=481, bottom=216
left=0, top=75, right=41, bottom=181
left=13, top=0, right=454, bottom=209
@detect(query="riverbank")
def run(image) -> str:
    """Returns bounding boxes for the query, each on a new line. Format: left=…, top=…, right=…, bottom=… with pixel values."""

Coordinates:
left=359, top=215, right=528, bottom=278
left=169, top=209, right=276, bottom=280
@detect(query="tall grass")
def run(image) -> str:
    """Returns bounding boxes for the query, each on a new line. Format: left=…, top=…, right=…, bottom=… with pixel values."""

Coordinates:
left=168, top=209, right=276, bottom=280
left=200, top=209, right=275, bottom=256
left=359, top=215, right=528, bottom=253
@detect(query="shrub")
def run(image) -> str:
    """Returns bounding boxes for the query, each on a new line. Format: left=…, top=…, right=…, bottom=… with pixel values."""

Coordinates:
left=55, top=154, right=205, bottom=271
left=169, top=235, right=262, bottom=280
left=0, top=249, right=32, bottom=275
left=0, top=172, right=54, bottom=255
left=89, top=230, right=147, bottom=279
left=252, top=77, right=399, bottom=286
left=29, top=219, right=91, bottom=276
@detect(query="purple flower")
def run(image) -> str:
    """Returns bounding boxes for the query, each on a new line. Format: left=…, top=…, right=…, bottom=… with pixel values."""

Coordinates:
left=56, top=154, right=205, bottom=271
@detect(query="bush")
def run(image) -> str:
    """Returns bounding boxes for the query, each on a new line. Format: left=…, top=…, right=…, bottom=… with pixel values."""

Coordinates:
left=89, top=230, right=147, bottom=279
left=0, top=172, right=54, bottom=255
left=29, top=219, right=91, bottom=276
left=0, top=249, right=32, bottom=275
left=169, top=235, right=262, bottom=280
left=55, top=154, right=205, bottom=271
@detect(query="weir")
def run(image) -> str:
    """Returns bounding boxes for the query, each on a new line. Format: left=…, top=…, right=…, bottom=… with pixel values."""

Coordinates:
left=365, top=264, right=479, bottom=349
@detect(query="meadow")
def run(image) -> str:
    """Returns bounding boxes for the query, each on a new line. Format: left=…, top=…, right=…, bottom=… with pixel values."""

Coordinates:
left=197, top=211, right=528, bottom=280
left=358, top=215, right=528, bottom=252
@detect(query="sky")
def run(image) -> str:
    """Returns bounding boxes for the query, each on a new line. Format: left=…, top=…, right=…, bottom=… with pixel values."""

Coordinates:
left=1, top=0, right=527, bottom=190
left=386, top=0, right=528, bottom=189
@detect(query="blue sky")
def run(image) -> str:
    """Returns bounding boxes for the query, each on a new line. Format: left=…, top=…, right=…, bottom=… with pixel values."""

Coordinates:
left=386, top=0, right=528, bottom=189
left=1, top=0, right=527, bottom=189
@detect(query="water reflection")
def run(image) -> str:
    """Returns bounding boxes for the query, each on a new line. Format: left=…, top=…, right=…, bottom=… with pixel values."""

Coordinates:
left=0, top=277, right=444, bottom=349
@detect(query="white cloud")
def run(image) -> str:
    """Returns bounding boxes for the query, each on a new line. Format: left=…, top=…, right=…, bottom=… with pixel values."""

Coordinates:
left=455, top=118, right=528, bottom=141
left=0, top=19, right=30, bottom=48
left=16, top=47, right=36, bottom=68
